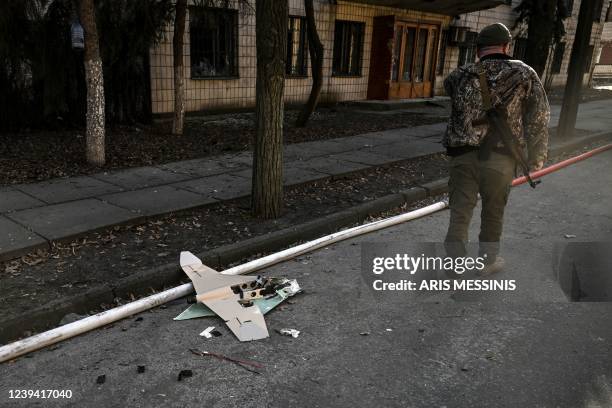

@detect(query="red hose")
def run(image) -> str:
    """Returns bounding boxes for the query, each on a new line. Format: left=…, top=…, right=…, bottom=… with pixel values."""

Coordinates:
left=512, top=143, right=612, bottom=187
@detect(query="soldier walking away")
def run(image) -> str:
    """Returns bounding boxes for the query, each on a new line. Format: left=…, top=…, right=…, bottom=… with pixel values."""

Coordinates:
left=443, top=23, right=550, bottom=277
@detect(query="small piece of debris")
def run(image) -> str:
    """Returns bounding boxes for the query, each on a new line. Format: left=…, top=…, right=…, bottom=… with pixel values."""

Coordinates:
left=135, top=317, right=143, bottom=322
left=277, top=328, right=300, bottom=338
left=385, top=328, right=393, bottom=332
left=177, top=369, right=193, bottom=381
left=189, top=349, right=263, bottom=374
left=199, top=326, right=217, bottom=339
left=96, top=375, right=106, bottom=384
left=359, top=331, right=370, bottom=336
left=137, top=365, right=146, bottom=374
left=564, top=234, right=577, bottom=239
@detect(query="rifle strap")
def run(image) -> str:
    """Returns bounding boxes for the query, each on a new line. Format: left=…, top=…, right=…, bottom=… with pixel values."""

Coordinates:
left=477, top=64, right=494, bottom=161
left=477, top=65, right=493, bottom=111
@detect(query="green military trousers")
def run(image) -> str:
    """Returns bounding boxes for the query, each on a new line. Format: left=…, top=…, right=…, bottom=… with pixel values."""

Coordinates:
left=444, top=150, right=516, bottom=261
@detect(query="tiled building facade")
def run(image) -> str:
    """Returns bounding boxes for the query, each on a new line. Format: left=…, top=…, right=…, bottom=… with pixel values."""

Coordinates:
left=593, top=17, right=612, bottom=80
left=149, top=0, right=612, bottom=114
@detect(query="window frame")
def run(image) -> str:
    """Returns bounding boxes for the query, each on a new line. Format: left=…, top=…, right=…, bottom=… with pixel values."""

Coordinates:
left=189, top=6, right=239, bottom=80
left=584, top=45, right=595, bottom=73
left=286, top=15, right=309, bottom=77
left=457, top=31, right=477, bottom=67
left=436, top=29, right=448, bottom=75
left=594, top=0, right=604, bottom=22
left=332, top=20, right=365, bottom=77
left=551, top=41, right=565, bottom=74
left=513, top=37, right=529, bottom=61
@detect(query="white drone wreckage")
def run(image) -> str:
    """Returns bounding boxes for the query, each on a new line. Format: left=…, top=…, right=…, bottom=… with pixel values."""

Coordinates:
left=174, top=251, right=301, bottom=341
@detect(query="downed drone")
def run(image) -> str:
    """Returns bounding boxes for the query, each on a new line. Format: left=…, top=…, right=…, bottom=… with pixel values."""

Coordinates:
left=176, top=251, right=301, bottom=341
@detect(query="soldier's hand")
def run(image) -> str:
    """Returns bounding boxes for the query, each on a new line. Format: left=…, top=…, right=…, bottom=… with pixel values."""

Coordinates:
left=530, top=160, right=544, bottom=172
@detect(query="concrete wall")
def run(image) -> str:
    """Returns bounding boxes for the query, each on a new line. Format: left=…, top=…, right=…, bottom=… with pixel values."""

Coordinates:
left=602, top=22, right=612, bottom=43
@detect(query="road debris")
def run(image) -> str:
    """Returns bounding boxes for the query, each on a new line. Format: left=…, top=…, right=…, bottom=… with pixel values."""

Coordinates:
left=359, top=331, right=370, bottom=336
left=277, top=328, right=300, bottom=338
left=189, top=349, right=263, bottom=374
left=199, top=326, right=217, bottom=339
left=137, top=365, right=146, bottom=374
left=96, top=375, right=106, bottom=384
left=564, top=234, right=577, bottom=239
left=177, top=369, right=193, bottom=381
left=177, top=251, right=302, bottom=341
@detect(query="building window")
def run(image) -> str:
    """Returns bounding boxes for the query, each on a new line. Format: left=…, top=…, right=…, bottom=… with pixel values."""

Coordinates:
left=551, top=42, right=565, bottom=74
left=287, top=16, right=308, bottom=76
left=189, top=7, right=238, bottom=78
left=458, top=31, right=477, bottom=67
left=513, top=37, right=528, bottom=61
left=436, top=30, right=448, bottom=75
left=584, top=45, right=594, bottom=73
left=332, top=20, right=365, bottom=76
left=594, top=0, right=604, bottom=21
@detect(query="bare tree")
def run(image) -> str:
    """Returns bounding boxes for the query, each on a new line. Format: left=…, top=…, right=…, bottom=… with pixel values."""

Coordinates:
left=514, top=0, right=569, bottom=78
left=252, top=0, right=288, bottom=218
left=295, top=0, right=324, bottom=127
left=78, top=0, right=105, bottom=166
left=526, top=0, right=555, bottom=77
left=557, top=0, right=598, bottom=138
left=172, top=0, right=187, bottom=135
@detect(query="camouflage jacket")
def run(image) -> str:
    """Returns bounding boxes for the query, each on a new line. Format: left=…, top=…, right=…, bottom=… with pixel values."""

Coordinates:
left=443, top=54, right=550, bottom=165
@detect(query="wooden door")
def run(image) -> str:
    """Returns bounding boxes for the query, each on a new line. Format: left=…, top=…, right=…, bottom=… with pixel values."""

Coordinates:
left=367, top=15, right=396, bottom=100
left=389, top=22, right=439, bottom=99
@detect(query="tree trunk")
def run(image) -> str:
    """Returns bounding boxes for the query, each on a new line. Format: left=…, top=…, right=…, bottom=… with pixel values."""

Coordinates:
left=172, top=0, right=187, bottom=135
left=295, top=0, right=324, bottom=127
left=252, top=0, right=288, bottom=219
left=78, top=0, right=105, bottom=166
left=557, top=0, right=596, bottom=139
left=524, top=0, right=556, bottom=78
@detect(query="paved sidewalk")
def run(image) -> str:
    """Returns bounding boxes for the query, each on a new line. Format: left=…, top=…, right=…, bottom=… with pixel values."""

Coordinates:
left=549, top=98, right=612, bottom=131
left=0, top=123, right=447, bottom=261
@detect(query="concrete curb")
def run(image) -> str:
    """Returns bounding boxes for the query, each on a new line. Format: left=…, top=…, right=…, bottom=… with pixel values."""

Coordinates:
left=1, top=131, right=610, bottom=344
left=548, top=130, right=612, bottom=156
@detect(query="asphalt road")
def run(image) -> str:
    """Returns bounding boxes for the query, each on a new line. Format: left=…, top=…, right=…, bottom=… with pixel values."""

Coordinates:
left=1, top=150, right=612, bottom=408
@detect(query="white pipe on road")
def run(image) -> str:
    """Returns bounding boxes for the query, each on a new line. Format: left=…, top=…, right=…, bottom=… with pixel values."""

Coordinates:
left=0, top=201, right=448, bottom=363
